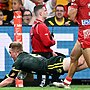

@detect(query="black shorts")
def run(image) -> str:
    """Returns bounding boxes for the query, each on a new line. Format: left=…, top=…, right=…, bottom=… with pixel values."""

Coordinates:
left=47, top=56, right=65, bottom=75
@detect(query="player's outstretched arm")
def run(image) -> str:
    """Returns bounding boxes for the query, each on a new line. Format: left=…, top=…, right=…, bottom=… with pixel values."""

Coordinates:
left=0, top=77, right=14, bottom=87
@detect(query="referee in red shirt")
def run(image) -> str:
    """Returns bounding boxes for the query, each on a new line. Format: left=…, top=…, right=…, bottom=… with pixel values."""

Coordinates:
left=30, top=5, right=58, bottom=87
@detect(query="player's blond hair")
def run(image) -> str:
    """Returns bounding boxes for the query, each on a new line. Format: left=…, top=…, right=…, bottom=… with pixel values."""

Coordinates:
left=9, top=42, right=23, bottom=52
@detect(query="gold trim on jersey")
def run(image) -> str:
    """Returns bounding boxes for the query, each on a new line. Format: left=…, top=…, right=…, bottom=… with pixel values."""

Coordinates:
left=48, top=62, right=63, bottom=67
left=48, top=65, right=63, bottom=69
left=12, top=67, right=20, bottom=72
left=48, top=21, right=54, bottom=26
left=48, top=62, right=63, bottom=69
left=55, top=17, right=65, bottom=25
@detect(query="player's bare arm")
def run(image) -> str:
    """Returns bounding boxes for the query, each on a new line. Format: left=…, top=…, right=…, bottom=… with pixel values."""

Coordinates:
left=68, top=6, right=77, bottom=21
left=0, top=77, right=14, bottom=87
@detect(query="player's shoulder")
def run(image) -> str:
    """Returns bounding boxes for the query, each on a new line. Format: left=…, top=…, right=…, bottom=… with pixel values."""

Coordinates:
left=18, top=52, right=29, bottom=58
left=34, top=21, right=44, bottom=28
left=38, top=22, right=48, bottom=29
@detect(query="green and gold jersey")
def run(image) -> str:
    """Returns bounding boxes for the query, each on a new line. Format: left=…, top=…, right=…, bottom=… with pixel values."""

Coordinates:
left=9, top=52, right=47, bottom=78
left=9, top=52, right=65, bottom=78
left=45, top=16, right=77, bottom=26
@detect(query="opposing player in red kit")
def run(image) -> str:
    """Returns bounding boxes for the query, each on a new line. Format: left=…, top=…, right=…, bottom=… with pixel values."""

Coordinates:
left=54, top=0, right=90, bottom=88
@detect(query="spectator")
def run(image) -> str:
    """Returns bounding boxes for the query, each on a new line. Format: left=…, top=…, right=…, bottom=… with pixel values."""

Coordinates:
left=45, top=4, right=77, bottom=26
left=0, top=0, right=13, bottom=24
left=12, top=0, right=24, bottom=11
left=10, top=0, right=24, bottom=25
left=0, top=0, right=8, bottom=10
left=56, top=0, right=69, bottom=17
left=3, top=10, right=13, bottom=23
left=56, top=0, right=68, bottom=5
left=30, top=5, right=57, bottom=87
left=22, top=9, right=32, bottom=25
left=8, top=0, right=12, bottom=11
left=22, top=0, right=57, bottom=19
left=55, top=0, right=90, bottom=89
left=0, top=10, right=11, bottom=25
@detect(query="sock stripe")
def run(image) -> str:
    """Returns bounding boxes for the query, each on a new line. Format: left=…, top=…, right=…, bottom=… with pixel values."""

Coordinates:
left=64, top=77, right=72, bottom=85
left=64, top=79, right=71, bottom=85
left=66, top=77, right=72, bottom=81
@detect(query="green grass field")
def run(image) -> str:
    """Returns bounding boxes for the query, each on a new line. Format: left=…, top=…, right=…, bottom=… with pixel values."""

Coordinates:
left=0, top=85, right=90, bottom=90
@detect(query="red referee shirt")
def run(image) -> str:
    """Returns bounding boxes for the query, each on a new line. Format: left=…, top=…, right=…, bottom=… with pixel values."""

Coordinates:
left=30, top=19, right=55, bottom=53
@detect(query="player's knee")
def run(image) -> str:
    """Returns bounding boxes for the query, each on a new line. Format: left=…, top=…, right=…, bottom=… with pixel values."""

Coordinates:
left=70, top=54, right=77, bottom=63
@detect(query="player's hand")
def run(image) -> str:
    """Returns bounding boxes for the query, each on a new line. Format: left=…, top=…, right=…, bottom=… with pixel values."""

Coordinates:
left=52, top=52, right=58, bottom=56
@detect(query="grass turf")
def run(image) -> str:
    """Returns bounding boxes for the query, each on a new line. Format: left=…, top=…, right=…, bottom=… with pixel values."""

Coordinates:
left=0, top=85, right=90, bottom=90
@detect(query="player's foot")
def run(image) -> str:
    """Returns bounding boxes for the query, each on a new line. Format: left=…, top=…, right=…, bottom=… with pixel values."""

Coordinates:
left=64, top=85, right=71, bottom=89
left=52, top=82, right=71, bottom=89
left=53, top=82, right=64, bottom=87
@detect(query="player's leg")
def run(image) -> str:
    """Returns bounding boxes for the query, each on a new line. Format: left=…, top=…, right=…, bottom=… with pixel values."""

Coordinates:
left=52, top=41, right=82, bottom=88
left=76, top=55, right=88, bottom=71
left=63, top=40, right=82, bottom=88
left=82, top=48, right=90, bottom=68
left=63, top=57, right=70, bottom=71
left=63, top=55, right=88, bottom=72
left=67, top=40, right=82, bottom=77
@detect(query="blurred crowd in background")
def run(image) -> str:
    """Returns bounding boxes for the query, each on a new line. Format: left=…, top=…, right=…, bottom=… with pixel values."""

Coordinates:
left=0, top=0, right=78, bottom=26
